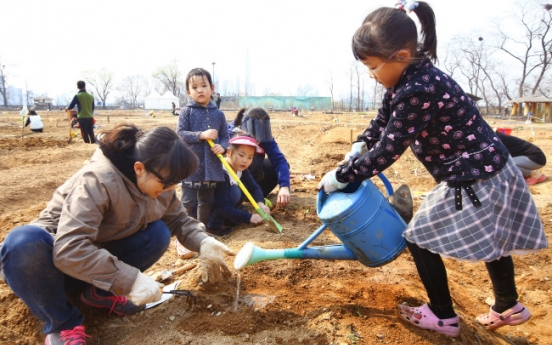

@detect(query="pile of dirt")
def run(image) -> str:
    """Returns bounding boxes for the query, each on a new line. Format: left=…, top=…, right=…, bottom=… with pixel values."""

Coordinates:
left=0, top=110, right=550, bottom=344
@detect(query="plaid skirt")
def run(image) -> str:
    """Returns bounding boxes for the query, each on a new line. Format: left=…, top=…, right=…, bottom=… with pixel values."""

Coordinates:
left=403, top=157, right=548, bottom=262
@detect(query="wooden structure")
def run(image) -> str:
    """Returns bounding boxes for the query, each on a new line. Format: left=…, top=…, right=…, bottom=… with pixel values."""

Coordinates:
left=508, top=95, right=552, bottom=123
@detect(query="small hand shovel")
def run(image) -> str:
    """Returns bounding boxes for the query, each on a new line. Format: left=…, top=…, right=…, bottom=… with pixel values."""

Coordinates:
left=154, top=263, right=197, bottom=282
left=207, top=139, right=283, bottom=233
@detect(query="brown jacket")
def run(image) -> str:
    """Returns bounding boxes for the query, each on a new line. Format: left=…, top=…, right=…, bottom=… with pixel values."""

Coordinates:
left=31, top=149, right=208, bottom=295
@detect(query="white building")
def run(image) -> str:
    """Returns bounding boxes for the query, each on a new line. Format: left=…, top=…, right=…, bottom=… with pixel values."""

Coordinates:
left=144, top=91, right=179, bottom=110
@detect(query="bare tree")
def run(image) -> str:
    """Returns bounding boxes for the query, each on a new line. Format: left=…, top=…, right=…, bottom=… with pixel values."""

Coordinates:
left=152, top=60, right=185, bottom=98
left=24, top=82, right=34, bottom=107
left=327, top=70, right=335, bottom=110
left=354, top=63, right=362, bottom=111
left=55, top=94, right=70, bottom=107
left=84, top=68, right=114, bottom=108
left=349, top=64, right=354, bottom=112
left=297, top=84, right=314, bottom=97
left=0, top=59, right=8, bottom=107
left=498, top=1, right=552, bottom=97
left=234, top=76, right=242, bottom=97
left=119, top=75, right=148, bottom=109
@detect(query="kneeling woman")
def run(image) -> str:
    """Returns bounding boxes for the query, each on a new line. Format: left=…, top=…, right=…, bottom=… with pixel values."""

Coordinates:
left=0, top=123, right=234, bottom=343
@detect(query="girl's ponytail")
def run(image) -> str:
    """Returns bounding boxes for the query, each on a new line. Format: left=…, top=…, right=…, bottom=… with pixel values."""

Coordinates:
left=233, top=108, right=247, bottom=128
left=412, top=2, right=438, bottom=62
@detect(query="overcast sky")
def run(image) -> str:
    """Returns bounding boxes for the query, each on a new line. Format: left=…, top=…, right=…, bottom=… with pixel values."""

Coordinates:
left=1, top=0, right=515, bottom=103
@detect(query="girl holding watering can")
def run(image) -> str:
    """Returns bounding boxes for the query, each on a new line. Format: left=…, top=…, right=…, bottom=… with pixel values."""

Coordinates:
left=318, top=1, right=547, bottom=337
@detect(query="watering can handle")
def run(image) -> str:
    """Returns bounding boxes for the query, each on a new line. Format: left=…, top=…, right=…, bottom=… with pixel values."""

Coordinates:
left=377, top=173, right=394, bottom=196
left=317, top=172, right=394, bottom=204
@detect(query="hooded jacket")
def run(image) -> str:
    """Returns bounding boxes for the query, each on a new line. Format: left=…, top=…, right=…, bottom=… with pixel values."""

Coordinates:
left=176, top=100, right=229, bottom=183
left=30, top=148, right=209, bottom=295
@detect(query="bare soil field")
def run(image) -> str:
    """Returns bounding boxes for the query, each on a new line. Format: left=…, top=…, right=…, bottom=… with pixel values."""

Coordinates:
left=0, top=109, right=551, bottom=345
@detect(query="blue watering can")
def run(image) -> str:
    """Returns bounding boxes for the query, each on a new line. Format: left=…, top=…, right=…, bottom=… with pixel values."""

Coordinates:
left=234, top=173, right=408, bottom=270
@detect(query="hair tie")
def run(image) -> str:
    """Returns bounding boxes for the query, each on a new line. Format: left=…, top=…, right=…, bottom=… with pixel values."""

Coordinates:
left=395, top=0, right=419, bottom=12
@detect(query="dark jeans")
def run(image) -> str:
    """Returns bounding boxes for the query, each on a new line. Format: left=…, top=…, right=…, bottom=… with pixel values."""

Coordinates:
left=181, top=186, right=215, bottom=225
left=1, top=220, right=171, bottom=334
left=78, top=117, right=95, bottom=144
left=406, top=241, right=518, bottom=318
left=208, top=183, right=243, bottom=229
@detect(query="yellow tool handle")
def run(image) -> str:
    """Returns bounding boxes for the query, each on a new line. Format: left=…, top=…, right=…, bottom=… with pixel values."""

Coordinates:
left=207, top=139, right=283, bottom=233
left=207, top=139, right=264, bottom=212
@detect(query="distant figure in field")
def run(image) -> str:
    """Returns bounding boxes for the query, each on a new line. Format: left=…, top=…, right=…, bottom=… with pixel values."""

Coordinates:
left=215, top=93, right=222, bottom=109
left=25, top=110, right=44, bottom=133
left=172, top=102, right=176, bottom=115
left=66, top=81, right=95, bottom=144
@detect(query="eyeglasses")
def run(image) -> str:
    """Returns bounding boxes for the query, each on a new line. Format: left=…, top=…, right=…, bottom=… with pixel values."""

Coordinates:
left=367, top=50, right=401, bottom=77
left=149, top=169, right=177, bottom=190
left=368, top=62, right=388, bottom=77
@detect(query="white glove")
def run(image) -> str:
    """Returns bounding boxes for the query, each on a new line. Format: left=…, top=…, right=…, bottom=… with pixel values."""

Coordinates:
left=199, top=237, right=235, bottom=283
left=317, top=169, right=349, bottom=193
left=344, top=141, right=368, bottom=161
left=127, top=271, right=162, bottom=305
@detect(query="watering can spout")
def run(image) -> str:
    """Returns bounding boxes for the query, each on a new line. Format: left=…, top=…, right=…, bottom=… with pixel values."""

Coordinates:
left=234, top=242, right=357, bottom=270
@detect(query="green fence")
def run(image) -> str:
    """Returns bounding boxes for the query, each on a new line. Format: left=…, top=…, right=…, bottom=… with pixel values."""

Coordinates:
left=221, top=96, right=332, bottom=111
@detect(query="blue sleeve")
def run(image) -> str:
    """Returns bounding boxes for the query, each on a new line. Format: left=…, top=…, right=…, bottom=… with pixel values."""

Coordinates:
left=67, top=95, right=79, bottom=110
left=227, top=120, right=235, bottom=134
left=176, top=107, right=201, bottom=143
left=262, top=140, right=291, bottom=188
left=212, top=175, right=252, bottom=225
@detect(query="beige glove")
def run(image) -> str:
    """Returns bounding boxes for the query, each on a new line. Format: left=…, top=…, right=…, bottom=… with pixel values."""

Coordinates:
left=128, top=272, right=162, bottom=305
left=199, top=237, right=235, bottom=283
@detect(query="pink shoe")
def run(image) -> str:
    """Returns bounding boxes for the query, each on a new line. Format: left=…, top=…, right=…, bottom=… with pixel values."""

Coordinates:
left=526, top=173, right=547, bottom=185
left=476, top=302, right=531, bottom=330
left=398, top=303, right=460, bottom=337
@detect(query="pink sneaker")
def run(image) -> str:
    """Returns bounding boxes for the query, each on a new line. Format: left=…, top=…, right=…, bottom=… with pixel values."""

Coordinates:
left=476, top=302, right=531, bottom=330
left=525, top=173, right=547, bottom=185
left=45, top=325, right=91, bottom=345
left=398, top=303, right=460, bottom=337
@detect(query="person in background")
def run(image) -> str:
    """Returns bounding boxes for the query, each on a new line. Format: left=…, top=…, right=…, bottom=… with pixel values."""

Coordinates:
left=318, top=1, right=547, bottom=337
left=215, top=93, right=222, bottom=109
left=171, top=102, right=176, bottom=115
left=175, top=68, right=229, bottom=256
left=496, top=131, right=547, bottom=185
left=207, top=136, right=271, bottom=235
left=229, top=107, right=291, bottom=208
left=25, top=109, right=44, bottom=133
left=66, top=80, right=95, bottom=144
left=0, top=123, right=234, bottom=344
